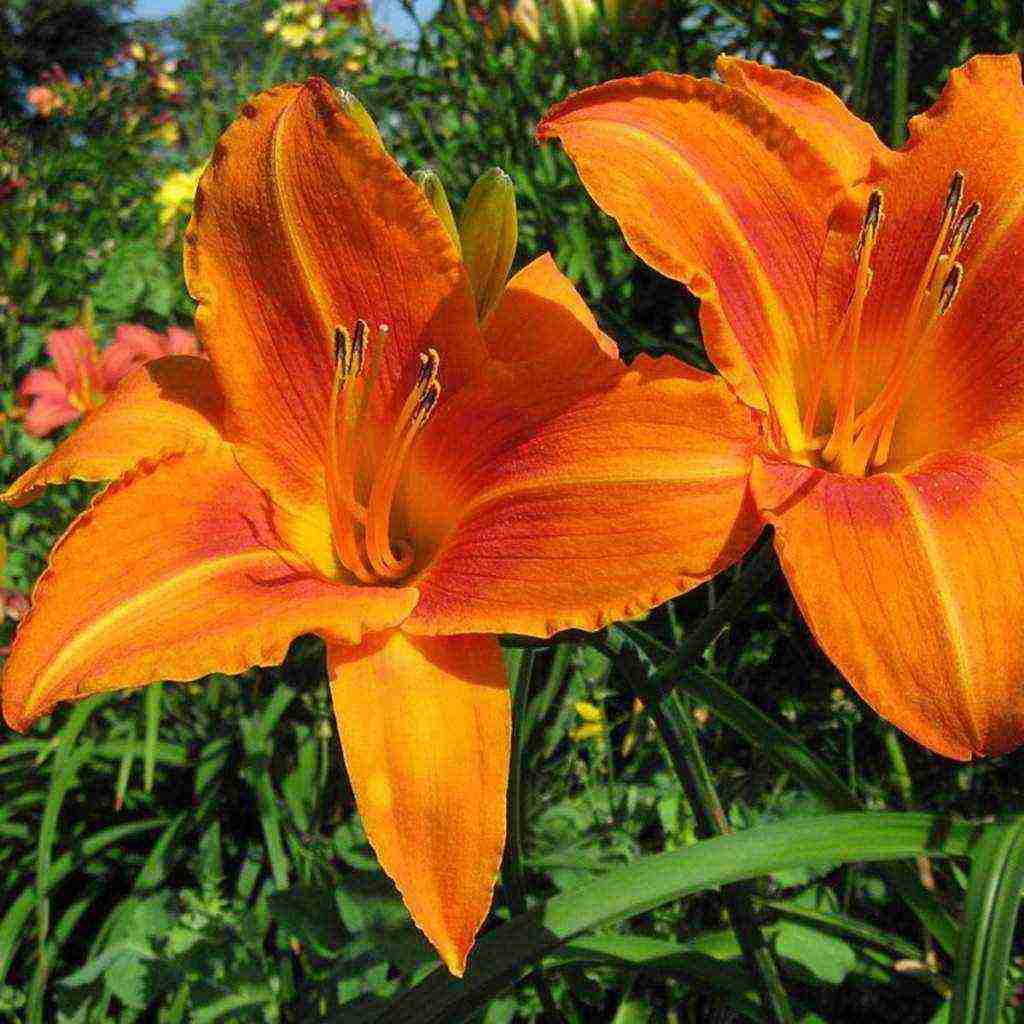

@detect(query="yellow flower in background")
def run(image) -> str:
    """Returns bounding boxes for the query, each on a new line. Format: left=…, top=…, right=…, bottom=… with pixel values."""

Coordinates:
left=279, top=21, right=311, bottom=46
left=263, top=17, right=280, bottom=33
left=569, top=700, right=605, bottom=742
left=152, top=120, right=181, bottom=147
left=154, top=164, right=206, bottom=226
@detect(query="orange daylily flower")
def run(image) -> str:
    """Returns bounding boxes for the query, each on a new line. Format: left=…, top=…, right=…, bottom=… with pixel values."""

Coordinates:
left=1, top=80, right=760, bottom=972
left=540, top=53, right=1024, bottom=761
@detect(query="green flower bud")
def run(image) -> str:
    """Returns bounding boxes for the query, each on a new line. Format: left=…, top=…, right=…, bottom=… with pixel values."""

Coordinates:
left=458, top=168, right=517, bottom=322
left=411, top=168, right=461, bottom=254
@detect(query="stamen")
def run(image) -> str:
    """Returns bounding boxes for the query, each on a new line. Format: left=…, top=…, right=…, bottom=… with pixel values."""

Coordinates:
left=803, top=191, right=883, bottom=445
left=363, top=351, right=441, bottom=581
left=817, top=171, right=976, bottom=475
left=820, top=190, right=882, bottom=466
left=326, top=325, right=374, bottom=582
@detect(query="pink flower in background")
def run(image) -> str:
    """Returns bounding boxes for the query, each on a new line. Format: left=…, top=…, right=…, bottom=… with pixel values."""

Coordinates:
left=102, top=324, right=200, bottom=381
left=20, top=328, right=119, bottom=437
left=18, top=325, right=199, bottom=438
left=324, top=0, right=366, bottom=20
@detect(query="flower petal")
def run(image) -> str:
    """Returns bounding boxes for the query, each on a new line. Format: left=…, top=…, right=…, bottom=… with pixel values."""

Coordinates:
left=407, top=355, right=760, bottom=637
left=4, top=356, right=225, bottom=507
left=184, top=79, right=481, bottom=510
left=482, top=253, right=618, bottom=367
left=538, top=73, right=846, bottom=449
left=18, top=368, right=79, bottom=438
left=2, top=449, right=417, bottom=732
left=47, top=327, right=101, bottom=392
left=327, top=630, right=508, bottom=975
left=761, top=451, right=1024, bottom=759
left=716, top=56, right=886, bottom=186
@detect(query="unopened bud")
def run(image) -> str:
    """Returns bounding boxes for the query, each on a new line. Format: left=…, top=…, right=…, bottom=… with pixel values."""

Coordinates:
left=552, top=0, right=597, bottom=46
left=338, top=90, right=384, bottom=150
left=458, top=168, right=517, bottom=321
left=412, top=169, right=460, bottom=254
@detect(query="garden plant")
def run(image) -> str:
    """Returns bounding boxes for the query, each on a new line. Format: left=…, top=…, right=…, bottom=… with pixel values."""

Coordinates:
left=3, top=2, right=1024, bottom=1023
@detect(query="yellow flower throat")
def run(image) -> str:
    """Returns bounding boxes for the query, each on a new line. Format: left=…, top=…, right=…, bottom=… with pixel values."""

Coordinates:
left=325, top=319, right=441, bottom=584
left=801, top=171, right=980, bottom=477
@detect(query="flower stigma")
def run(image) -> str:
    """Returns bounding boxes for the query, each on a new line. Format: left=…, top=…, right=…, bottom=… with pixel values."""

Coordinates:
left=801, top=170, right=979, bottom=476
left=324, top=319, right=441, bottom=583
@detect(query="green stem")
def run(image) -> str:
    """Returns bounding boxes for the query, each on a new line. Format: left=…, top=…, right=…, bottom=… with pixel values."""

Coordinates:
left=890, top=0, right=910, bottom=146
left=618, top=650, right=795, bottom=1024
left=502, top=649, right=562, bottom=1020
left=852, top=0, right=878, bottom=116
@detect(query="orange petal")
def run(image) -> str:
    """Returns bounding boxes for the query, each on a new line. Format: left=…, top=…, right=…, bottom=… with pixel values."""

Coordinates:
left=716, top=55, right=886, bottom=186
left=4, top=356, right=224, bottom=507
left=184, top=79, right=481, bottom=510
left=2, top=448, right=417, bottom=732
left=407, top=355, right=760, bottom=637
left=761, top=451, right=1024, bottom=759
left=854, top=55, right=1024, bottom=465
left=328, top=630, right=509, bottom=975
left=538, top=73, right=846, bottom=450
left=482, top=253, right=618, bottom=367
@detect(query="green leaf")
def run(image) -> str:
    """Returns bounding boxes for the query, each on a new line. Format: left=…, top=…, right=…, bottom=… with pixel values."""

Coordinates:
left=268, top=885, right=347, bottom=958
left=949, top=816, right=1024, bottom=1024
left=377, top=813, right=984, bottom=1023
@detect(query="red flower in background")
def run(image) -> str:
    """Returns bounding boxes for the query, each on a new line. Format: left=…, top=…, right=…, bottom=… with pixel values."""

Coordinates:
left=0, top=177, right=26, bottom=203
left=325, top=0, right=365, bottom=20
left=103, top=324, right=200, bottom=381
left=19, top=325, right=201, bottom=437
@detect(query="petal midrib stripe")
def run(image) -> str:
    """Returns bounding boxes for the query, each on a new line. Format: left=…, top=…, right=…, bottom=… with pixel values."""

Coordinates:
left=21, top=549, right=282, bottom=717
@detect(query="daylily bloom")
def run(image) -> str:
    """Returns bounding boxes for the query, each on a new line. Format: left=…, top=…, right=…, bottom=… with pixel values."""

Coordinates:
left=19, top=327, right=128, bottom=437
left=540, top=53, right=1024, bottom=760
left=102, top=324, right=201, bottom=381
left=1, top=80, right=758, bottom=971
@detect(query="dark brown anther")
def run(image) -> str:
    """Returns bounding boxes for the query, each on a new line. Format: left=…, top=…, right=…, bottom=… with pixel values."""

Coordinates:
left=945, top=170, right=965, bottom=217
left=333, top=325, right=350, bottom=365
left=350, top=319, right=368, bottom=376
left=938, top=262, right=963, bottom=315
left=853, top=190, right=884, bottom=262
left=951, top=201, right=981, bottom=252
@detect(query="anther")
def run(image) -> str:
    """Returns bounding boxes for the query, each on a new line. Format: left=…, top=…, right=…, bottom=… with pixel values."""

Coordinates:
left=350, top=318, right=368, bottom=375
left=333, top=325, right=350, bottom=366
left=945, top=170, right=965, bottom=217
left=416, top=378, right=441, bottom=421
left=950, top=201, right=981, bottom=254
left=417, top=347, right=440, bottom=387
left=938, top=262, right=963, bottom=315
left=853, top=190, right=884, bottom=262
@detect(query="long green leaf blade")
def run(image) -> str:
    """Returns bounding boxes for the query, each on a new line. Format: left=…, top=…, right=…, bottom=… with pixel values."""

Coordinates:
left=376, top=812, right=986, bottom=1024
left=949, top=816, right=1024, bottom=1024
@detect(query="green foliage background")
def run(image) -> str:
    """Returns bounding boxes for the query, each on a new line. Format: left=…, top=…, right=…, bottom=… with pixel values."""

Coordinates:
left=2, top=1, right=1024, bottom=1022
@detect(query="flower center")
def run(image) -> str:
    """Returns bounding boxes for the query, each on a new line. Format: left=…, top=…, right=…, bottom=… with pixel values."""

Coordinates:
left=801, top=171, right=979, bottom=476
left=324, top=319, right=441, bottom=584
